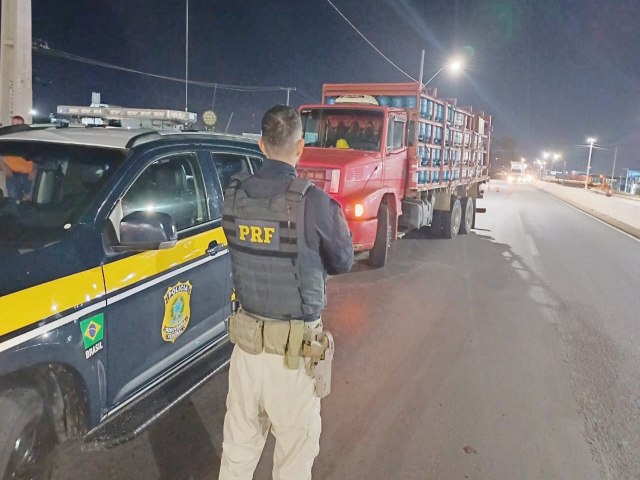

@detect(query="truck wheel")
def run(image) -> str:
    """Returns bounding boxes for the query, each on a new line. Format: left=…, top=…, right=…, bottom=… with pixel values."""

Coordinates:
left=460, top=197, right=475, bottom=234
left=429, top=210, right=443, bottom=236
left=369, top=203, right=391, bottom=268
left=442, top=197, right=462, bottom=239
left=0, top=389, right=56, bottom=480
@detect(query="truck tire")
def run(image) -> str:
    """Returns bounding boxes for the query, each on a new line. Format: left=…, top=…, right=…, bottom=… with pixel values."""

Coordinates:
left=0, top=388, right=56, bottom=480
left=429, top=210, right=443, bottom=236
left=442, top=197, right=462, bottom=239
left=369, top=203, right=391, bottom=268
left=460, top=197, right=475, bottom=234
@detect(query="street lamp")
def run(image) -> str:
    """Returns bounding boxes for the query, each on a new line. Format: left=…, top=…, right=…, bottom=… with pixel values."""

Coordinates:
left=421, top=57, right=465, bottom=88
left=585, top=137, right=596, bottom=189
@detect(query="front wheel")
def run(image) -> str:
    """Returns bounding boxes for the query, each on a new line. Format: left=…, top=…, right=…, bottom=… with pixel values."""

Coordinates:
left=0, top=389, right=56, bottom=480
left=368, top=203, right=391, bottom=268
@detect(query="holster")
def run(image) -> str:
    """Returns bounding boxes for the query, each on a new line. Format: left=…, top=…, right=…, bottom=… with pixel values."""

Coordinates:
left=303, top=331, right=335, bottom=398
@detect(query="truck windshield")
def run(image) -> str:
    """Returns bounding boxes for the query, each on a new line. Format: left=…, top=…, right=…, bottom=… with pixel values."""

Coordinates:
left=0, top=141, right=125, bottom=249
left=301, top=108, right=384, bottom=152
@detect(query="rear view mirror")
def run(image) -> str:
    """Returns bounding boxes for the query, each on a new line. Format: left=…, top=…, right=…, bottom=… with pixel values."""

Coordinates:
left=114, top=211, right=177, bottom=252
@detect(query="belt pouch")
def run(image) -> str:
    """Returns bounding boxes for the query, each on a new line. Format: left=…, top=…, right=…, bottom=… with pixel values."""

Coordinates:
left=228, top=310, right=264, bottom=355
left=263, top=320, right=291, bottom=356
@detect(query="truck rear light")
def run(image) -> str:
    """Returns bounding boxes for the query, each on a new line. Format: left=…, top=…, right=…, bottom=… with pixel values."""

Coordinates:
left=329, top=169, right=340, bottom=193
left=354, top=203, right=364, bottom=217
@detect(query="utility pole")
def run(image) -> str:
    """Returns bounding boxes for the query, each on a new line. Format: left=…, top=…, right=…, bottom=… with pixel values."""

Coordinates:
left=610, top=147, right=618, bottom=190
left=225, top=112, right=234, bottom=133
left=418, top=49, right=425, bottom=90
left=285, top=87, right=296, bottom=106
left=0, top=0, right=33, bottom=124
left=584, top=137, right=596, bottom=189
left=184, top=0, right=189, bottom=112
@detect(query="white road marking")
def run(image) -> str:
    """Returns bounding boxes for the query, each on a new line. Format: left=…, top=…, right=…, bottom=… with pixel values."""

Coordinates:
left=525, top=234, right=540, bottom=256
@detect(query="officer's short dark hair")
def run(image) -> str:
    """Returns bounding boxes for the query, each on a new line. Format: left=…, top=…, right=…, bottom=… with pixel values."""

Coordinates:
left=261, top=105, right=302, bottom=154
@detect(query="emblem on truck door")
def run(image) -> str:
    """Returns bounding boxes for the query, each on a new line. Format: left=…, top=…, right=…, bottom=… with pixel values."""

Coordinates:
left=161, top=281, right=192, bottom=343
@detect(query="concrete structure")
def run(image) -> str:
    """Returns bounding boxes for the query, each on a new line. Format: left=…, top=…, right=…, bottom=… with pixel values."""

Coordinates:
left=0, top=0, right=33, bottom=125
left=532, top=179, right=640, bottom=238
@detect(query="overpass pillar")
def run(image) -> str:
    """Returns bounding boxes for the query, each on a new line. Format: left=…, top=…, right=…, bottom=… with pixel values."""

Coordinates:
left=0, top=0, right=32, bottom=125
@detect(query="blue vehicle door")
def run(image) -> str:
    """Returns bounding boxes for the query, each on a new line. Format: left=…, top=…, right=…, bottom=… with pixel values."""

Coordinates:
left=101, top=149, right=231, bottom=410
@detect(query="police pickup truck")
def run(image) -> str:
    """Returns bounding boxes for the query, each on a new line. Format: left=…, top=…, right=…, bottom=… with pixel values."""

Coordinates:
left=0, top=125, right=264, bottom=478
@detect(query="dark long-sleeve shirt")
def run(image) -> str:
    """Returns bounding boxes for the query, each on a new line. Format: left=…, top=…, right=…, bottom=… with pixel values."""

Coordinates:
left=248, top=158, right=354, bottom=275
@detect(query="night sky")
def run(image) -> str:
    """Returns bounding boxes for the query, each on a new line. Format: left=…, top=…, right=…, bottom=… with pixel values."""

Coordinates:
left=31, top=0, right=640, bottom=174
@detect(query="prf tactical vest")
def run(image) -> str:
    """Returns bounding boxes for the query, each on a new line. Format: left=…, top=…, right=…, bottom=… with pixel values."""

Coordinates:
left=222, top=173, right=326, bottom=321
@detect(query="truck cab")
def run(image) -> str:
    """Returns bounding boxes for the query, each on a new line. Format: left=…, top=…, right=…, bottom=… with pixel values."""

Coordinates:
left=299, top=101, right=406, bottom=266
left=298, top=83, right=492, bottom=268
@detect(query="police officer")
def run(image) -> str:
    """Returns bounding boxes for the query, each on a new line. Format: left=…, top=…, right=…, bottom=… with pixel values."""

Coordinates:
left=219, top=105, right=353, bottom=480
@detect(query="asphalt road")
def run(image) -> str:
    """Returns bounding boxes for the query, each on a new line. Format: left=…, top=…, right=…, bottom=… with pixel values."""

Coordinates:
left=52, top=180, right=640, bottom=479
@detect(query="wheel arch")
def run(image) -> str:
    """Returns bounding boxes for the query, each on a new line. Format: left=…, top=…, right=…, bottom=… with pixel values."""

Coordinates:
left=0, top=363, right=90, bottom=442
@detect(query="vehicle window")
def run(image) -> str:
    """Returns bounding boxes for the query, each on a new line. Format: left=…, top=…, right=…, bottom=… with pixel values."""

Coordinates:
left=122, top=153, right=207, bottom=231
left=0, top=141, right=125, bottom=249
left=248, top=156, right=263, bottom=173
left=301, top=108, right=383, bottom=152
left=386, top=118, right=405, bottom=151
left=212, top=153, right=251, bottom=192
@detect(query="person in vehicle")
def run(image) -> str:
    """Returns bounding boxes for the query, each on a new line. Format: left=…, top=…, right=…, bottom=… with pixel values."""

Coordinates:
left=0, top=116, right=34, bottom=201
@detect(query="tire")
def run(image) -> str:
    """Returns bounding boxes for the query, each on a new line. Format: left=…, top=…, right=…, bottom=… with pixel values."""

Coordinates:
left=460, top=197, right=475, bottom=234
left=429, top=210, right=443, bottom=236
left=442, top=197, right=462, bottom=239
left=368, top=203, right=391, bottom=268
left=0, top=389, right=56, bottom=480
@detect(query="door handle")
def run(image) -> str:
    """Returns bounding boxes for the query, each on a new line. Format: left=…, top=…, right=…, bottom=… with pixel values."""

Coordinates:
left=206, top=240, right=226, bottom=256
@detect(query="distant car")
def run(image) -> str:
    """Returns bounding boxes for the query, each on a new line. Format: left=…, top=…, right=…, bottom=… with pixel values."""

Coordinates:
left=0, top=126, right=263, bottom=478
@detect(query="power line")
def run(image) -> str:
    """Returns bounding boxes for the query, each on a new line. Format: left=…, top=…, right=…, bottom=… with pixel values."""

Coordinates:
left=291, top=88, right=319, bottom=103
left=324, top=0, right=417, bottom=82
left=33, top=44, right=294, bottom=93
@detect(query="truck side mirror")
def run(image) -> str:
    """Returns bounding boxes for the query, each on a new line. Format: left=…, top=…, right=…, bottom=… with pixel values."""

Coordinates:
left=114, top=211, right=177, bottom=252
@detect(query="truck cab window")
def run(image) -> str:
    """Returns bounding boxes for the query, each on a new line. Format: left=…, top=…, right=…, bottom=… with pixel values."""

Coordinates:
left=301, top=108, right=383, bottom=152
left=387, top=119, right=405, bottom=151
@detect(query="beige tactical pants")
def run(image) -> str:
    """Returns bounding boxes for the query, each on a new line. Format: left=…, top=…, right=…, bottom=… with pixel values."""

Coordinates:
left=218, top=343, right=321, bottom=480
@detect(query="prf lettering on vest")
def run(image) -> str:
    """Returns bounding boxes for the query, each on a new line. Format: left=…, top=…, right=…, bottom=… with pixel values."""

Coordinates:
left=238, top=224, right=276, bottom=244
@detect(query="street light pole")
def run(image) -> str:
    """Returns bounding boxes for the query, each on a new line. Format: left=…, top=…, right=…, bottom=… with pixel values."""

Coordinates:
left=418, top=49, right=425, bottom=90
left=610, top=147, right=618, bottom=190
left=585, top=137, right=596, bottom=189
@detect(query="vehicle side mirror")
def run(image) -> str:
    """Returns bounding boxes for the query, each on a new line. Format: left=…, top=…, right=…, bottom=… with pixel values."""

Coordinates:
left=114, top=211, right=177, bottom=252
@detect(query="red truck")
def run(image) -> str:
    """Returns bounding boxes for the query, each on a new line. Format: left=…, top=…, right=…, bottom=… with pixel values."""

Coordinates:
left=298, top=82, right=492, bottom=267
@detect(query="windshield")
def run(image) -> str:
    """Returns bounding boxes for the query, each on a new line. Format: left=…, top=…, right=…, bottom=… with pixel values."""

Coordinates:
left=301, top=108, right=384, bottom=152
left=0, top=141, right=125, bottom=249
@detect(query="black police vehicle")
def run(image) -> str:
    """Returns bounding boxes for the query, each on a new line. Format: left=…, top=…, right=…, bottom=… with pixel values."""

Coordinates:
left=0, top=126, right=264, bottom=478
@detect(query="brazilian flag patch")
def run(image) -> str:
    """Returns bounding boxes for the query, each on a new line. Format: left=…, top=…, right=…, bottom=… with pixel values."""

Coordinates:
left=80, top=313, right=105, bottom=359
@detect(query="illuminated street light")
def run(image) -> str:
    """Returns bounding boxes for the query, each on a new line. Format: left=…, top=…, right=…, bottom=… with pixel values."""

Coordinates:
left=422, top=57, right=465, bottom=88
left=585, top=137, right=596, bottom=189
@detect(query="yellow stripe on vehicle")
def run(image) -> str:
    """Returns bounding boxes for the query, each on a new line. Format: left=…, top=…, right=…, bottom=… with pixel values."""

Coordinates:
left=101, top=227, right=227, bottom=293
left=0, top=267, right=105, bottom=337
left=0, top=226, right=228, bottom=339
